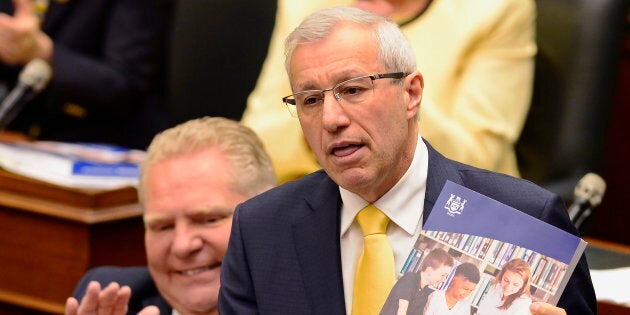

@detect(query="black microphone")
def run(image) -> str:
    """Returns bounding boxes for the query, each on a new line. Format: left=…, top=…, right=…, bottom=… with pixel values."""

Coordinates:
left=0, top=58, right=52, bottom=129
left=567, top=173, right=606, bottom=229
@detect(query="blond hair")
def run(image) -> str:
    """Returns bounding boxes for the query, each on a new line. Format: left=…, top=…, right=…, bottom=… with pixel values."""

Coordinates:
left=138, top=117, right=277, bottom=203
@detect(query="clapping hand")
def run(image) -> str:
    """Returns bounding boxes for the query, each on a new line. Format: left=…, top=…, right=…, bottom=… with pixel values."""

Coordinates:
left=65, top=281, right=160, bottom=315
left=0, top=0, right=52, bottom=65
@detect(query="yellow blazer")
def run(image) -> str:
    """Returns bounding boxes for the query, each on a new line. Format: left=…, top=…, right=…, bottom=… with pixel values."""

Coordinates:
left=242, top=0, right=536, bottom=182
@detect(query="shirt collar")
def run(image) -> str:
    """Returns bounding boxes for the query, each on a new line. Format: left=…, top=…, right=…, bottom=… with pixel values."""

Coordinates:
left=340, top=137, right=428, bottom=236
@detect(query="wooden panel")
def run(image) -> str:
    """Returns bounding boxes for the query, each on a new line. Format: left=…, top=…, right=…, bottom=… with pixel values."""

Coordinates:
left=0, top=169, right=138, bottom=209
left=0, top=171, right=146, bottom=314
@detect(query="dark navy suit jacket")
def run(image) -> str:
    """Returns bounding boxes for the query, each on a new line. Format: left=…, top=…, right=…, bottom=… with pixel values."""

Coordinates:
left=72, top=266, right=171, bottom=315
left=219, top=142, right=596, bottom=315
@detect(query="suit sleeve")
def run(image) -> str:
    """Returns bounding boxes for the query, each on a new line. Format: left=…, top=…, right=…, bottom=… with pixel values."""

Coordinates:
left=539, top=195, right=596, bottom=315
left=219, top=207, right=259, bottom=314
left=49, top=0, right=173, bottom=110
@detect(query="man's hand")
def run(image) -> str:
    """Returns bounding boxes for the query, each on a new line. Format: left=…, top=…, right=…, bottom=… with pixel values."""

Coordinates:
left=0, top=0, right=52, bottom=65
left=138, top=305, right=161, bottom=315
left=530, top=302, right=567, bottom=315
left=65, top=281, right=131, bottom=315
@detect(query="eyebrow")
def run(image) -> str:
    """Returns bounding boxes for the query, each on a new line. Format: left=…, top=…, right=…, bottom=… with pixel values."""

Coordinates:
left=144, top=206, right=234, bottom=224
left=293, top=71, right=364, bottom=92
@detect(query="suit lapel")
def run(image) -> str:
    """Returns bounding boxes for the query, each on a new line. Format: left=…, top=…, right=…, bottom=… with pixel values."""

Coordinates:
left=287, top=143, right=465, bottom=313
left=423, top=141, right=465, bottom=223
left=292, top=173, right=346, bottom=314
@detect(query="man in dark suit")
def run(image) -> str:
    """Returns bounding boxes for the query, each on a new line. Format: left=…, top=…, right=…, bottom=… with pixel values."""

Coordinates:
left=0, top=0, right=174, bottom=149
left=218, top=6, right=596, bottom=315
left=64, top=117, right=278, bottom=315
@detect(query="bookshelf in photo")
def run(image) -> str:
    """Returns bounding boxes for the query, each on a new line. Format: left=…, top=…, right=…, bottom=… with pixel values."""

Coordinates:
left=400, top=231, right=569, bottom=309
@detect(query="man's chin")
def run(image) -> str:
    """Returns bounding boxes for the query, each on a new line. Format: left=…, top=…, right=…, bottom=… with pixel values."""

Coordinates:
left=330, top=168, right=372, bottom=190
left=166, top=286, right=219, bottom=313
left=174, top=297, right=218, bottom=314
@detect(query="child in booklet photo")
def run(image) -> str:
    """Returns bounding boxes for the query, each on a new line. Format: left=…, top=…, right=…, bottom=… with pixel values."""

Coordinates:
left=423, top=262, right=481, bottom=315
left=380, top=248, right=455, bottom=314
left=476, top=258, right=533, bottom=315
left=381, top=232, right=572, bottom=315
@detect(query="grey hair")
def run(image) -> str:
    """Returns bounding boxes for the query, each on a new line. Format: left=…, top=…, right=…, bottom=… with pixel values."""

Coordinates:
left=284, top=6, right=416, bottom=77
left=138, top=116, right=277, bottom=204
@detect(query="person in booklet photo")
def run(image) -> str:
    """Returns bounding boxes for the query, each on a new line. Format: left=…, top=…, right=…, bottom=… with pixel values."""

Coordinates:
left=381, top=248, right=455, bottom=315
left=423, top=262, right=481, bottom=315
left=477, top=258, right=533, bottom=315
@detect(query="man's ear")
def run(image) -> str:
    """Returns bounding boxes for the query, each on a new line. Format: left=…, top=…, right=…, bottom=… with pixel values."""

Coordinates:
left=405, top=71, right=423, bottom=118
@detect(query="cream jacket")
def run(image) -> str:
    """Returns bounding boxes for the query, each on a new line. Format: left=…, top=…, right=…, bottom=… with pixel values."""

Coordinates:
left=242, top=0, right=536, bottom=182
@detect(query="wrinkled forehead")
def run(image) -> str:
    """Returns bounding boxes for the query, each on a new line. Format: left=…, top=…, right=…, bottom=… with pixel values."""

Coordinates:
left=288, top=25, right=382, bottom=90
left=289, top=22, right=378, bottom=63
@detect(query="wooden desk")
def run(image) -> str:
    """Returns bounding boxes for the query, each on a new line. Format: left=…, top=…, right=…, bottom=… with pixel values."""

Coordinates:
left=0, top=169, right=146, bottom=314
left=585, top=237, right=630, bottom=315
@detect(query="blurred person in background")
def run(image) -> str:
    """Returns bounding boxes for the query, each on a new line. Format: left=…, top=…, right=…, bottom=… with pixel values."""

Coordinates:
left=0, top=0, right=174, bottom=149
left=242, top=0, right=536, bottom=182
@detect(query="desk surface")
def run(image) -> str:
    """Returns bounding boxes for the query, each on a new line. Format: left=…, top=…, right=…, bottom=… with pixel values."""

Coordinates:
left=584, top=237, right=630, bottom=315
left=585, top=237, right=630, bottom=269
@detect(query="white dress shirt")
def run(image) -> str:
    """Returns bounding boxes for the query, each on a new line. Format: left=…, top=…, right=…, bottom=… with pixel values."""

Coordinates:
left=340, top=137, right=429, bottom=313
left=424, top=289, right=473, bottom=315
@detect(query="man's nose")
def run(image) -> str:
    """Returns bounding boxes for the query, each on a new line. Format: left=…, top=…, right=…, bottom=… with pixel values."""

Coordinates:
left=321, top=92, right=350, bottom=133
left=172, top=224, right=203, bottom=256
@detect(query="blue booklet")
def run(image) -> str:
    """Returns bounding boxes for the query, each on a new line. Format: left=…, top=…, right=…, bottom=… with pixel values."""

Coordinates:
left=383, top=181, right=586, bottom=315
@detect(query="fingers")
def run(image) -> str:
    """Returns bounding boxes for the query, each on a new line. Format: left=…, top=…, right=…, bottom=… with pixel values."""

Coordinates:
left=111, top=285, right=132, bottom=315
left=95, top=282, right=121, bottom=315
left=76, top=281, right=102, bottom=315
left=73, top=281, right=132, bottom=315
left=530, top=302, right=567, bottom=315
left=138, top=305, right=161, bottom=315
left=64, top=297, right=79, bottom=315
left=12, top=0, right=35, bottom=18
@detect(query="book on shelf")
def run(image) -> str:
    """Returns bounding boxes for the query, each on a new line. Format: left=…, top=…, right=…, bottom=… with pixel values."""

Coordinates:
left=0, top=140, right=146, bottom=190
left=381, top=181, right=586, bottom=314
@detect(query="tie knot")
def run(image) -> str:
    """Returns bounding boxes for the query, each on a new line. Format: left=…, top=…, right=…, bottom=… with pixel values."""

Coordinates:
left=356, top=204, right=390, bottom=236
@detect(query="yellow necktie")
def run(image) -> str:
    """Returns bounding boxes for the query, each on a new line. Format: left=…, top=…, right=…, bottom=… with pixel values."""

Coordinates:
left=352, top=204, right=395, bottom=315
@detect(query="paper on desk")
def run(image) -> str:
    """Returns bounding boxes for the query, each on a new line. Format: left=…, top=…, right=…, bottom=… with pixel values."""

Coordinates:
left=0, top=141, right=142, bottom=190
left=590, top=267, right=630, bottom=306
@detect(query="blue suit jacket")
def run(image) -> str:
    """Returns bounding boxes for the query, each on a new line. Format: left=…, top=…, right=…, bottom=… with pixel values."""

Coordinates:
left=72, top=266, right=171, bottom=315
left=219, top=142, right=596, bottom=315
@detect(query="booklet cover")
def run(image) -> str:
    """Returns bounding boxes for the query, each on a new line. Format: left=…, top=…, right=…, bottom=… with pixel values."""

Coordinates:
left=381, top=181, right=586, bottom=315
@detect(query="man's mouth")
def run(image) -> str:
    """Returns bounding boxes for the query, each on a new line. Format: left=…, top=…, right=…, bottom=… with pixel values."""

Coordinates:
left=178, top=263, right=220, bottom=276
left=331, top=143, right=363, bottom=157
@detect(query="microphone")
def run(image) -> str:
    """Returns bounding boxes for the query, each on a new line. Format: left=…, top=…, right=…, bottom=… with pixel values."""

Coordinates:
left=0, top=58, right=53, bottom=129
left=567, top=173, right=606, bottom=229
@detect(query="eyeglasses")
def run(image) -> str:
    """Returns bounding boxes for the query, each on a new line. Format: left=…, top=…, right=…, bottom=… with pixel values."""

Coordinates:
left=282, top=72, right=408, bottom=117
